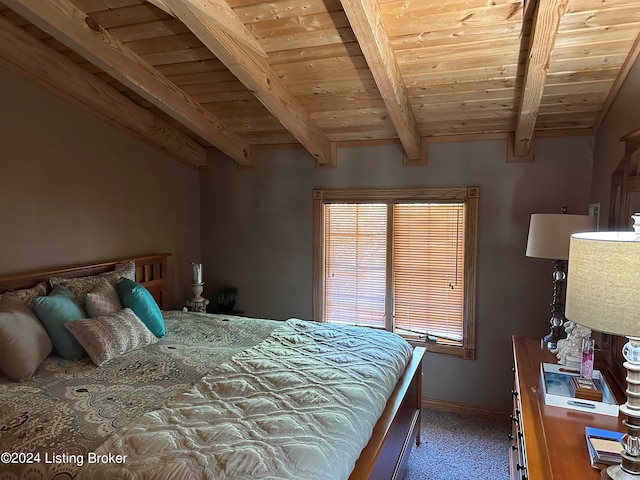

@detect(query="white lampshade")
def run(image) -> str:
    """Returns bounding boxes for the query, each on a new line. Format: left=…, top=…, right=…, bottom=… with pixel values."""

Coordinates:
left=526, top=214, right=595, bottom=260
left=565, top=231, right=640, bottom=337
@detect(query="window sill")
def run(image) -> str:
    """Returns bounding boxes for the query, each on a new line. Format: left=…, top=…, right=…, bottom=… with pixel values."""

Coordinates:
left=406, top=340, right=467, bottom=359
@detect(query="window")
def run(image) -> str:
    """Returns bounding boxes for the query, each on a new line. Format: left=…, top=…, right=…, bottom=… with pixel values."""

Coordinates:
left=313, top=187, right=479, bottom=359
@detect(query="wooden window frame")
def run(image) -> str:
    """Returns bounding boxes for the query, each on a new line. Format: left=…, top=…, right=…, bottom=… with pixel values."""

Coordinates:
left=313, top=187, right=479, bottom=359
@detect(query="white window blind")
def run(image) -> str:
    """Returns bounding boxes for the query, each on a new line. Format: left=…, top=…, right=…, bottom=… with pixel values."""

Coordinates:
left=324, top=203, right=387, bottom=327
left=392, top=203, right=465, bottom=343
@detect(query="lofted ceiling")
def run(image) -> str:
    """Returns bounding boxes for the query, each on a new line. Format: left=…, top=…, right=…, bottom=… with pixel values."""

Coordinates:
left=0, top=0, right=639, bottom=167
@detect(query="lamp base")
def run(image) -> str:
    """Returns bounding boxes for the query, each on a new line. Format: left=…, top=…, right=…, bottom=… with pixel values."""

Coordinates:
left=542, top=259, right=568, bottom=351
left=543, top=324, right=565, bottom=350
left=186, top=283, right=209, bottom=313
left=602, top=337, right=640, bottom=480
left=602, top=464, right=640, bottom=480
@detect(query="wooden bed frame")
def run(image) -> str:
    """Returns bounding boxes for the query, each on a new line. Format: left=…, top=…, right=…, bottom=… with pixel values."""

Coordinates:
left=0, top=254, right=170, bottom=310
left=0, top=253, right=425, bottom=480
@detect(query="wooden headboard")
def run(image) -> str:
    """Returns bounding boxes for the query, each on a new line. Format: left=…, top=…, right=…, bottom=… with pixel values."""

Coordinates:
left=0, top=253, right=171, bottom=310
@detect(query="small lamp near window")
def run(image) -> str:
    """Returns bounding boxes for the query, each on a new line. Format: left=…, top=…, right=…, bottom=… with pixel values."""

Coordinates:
left=186, top=262, right=209, bottom=312
left=565, top=215, right=640, bottom=480
left=525, top=209, right=595, bottom=349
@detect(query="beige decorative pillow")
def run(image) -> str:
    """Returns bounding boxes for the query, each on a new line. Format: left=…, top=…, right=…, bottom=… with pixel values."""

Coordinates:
left=0, top=282, right=48, bottom=308
left=0, top=293, right=53, bottom=381
left=65, top=308, right=157, bottom=366
left=86, top=277, right=122, bottom=317
left=114, top=261, right=136, bottom=282
left=49, top=261, right=135, bottom=305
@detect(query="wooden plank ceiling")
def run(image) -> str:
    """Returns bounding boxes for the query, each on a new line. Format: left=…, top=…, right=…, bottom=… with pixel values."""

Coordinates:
left=0, top=0, right=639, bottom=167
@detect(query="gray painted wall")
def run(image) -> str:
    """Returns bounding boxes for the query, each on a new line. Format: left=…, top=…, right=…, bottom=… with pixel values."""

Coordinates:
left=0, top=67, right=201, bottom=308
left=201, top=136, right=593, bottom=411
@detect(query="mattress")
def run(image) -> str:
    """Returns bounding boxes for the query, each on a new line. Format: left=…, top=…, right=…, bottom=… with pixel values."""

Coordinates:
left=0, top=313, right=412, bottom=480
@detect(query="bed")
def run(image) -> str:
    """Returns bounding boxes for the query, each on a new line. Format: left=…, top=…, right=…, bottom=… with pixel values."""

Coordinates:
left=0, top=253, right=426, bottom=480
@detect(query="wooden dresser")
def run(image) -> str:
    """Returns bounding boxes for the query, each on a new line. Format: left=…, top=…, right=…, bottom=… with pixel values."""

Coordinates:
left=510, top=336, right=625, bottom=480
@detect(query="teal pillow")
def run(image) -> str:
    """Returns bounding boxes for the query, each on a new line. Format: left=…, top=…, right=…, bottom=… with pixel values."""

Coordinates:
left=117, top=278, right=165, bottom=337
left=32, top=285, right=87, bottom=360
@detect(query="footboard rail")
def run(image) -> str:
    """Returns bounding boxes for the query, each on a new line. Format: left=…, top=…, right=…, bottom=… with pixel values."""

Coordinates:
left=350, top=346, right=426, bottom=480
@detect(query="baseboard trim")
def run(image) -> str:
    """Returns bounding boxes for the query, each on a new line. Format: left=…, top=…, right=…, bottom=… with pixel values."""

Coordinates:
left=421, top=398, right=510, bottom=421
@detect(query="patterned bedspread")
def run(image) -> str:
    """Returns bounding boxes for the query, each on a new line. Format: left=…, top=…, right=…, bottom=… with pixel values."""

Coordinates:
left=0, top=311, right=281, bottom=480
left=0, top=314, right=412, bottom=480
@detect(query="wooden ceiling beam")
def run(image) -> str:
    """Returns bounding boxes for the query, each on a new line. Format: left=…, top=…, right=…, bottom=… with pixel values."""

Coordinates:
left=3, top=0, right=252, bottom=166
left=523, top=0, right=538, bottom=26
left=514, top=0, right=568, bottom=157
left=340, top=0, right=421, bottom=160
left=148, top=0, right=267, bottom=58
left=0, top=14, right=206, bottom=167
left=154, top=0, right=333, bottom=165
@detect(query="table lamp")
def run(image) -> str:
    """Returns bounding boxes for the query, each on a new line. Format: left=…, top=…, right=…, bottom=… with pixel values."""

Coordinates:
left=525, top=211, right=595, bottom=349
left=565, top=216, right=640, bottom=480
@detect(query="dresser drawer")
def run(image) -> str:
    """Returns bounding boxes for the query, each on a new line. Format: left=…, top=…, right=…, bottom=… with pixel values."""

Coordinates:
left=509, top=379, right=527, bottom=480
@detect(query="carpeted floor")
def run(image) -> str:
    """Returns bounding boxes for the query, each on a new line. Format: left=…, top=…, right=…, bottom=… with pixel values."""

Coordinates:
left=403, top=408, right=511, bottom=480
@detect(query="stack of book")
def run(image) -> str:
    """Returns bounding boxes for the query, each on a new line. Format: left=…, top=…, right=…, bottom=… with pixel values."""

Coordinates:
left=585, top=426, right=624, bottom=469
